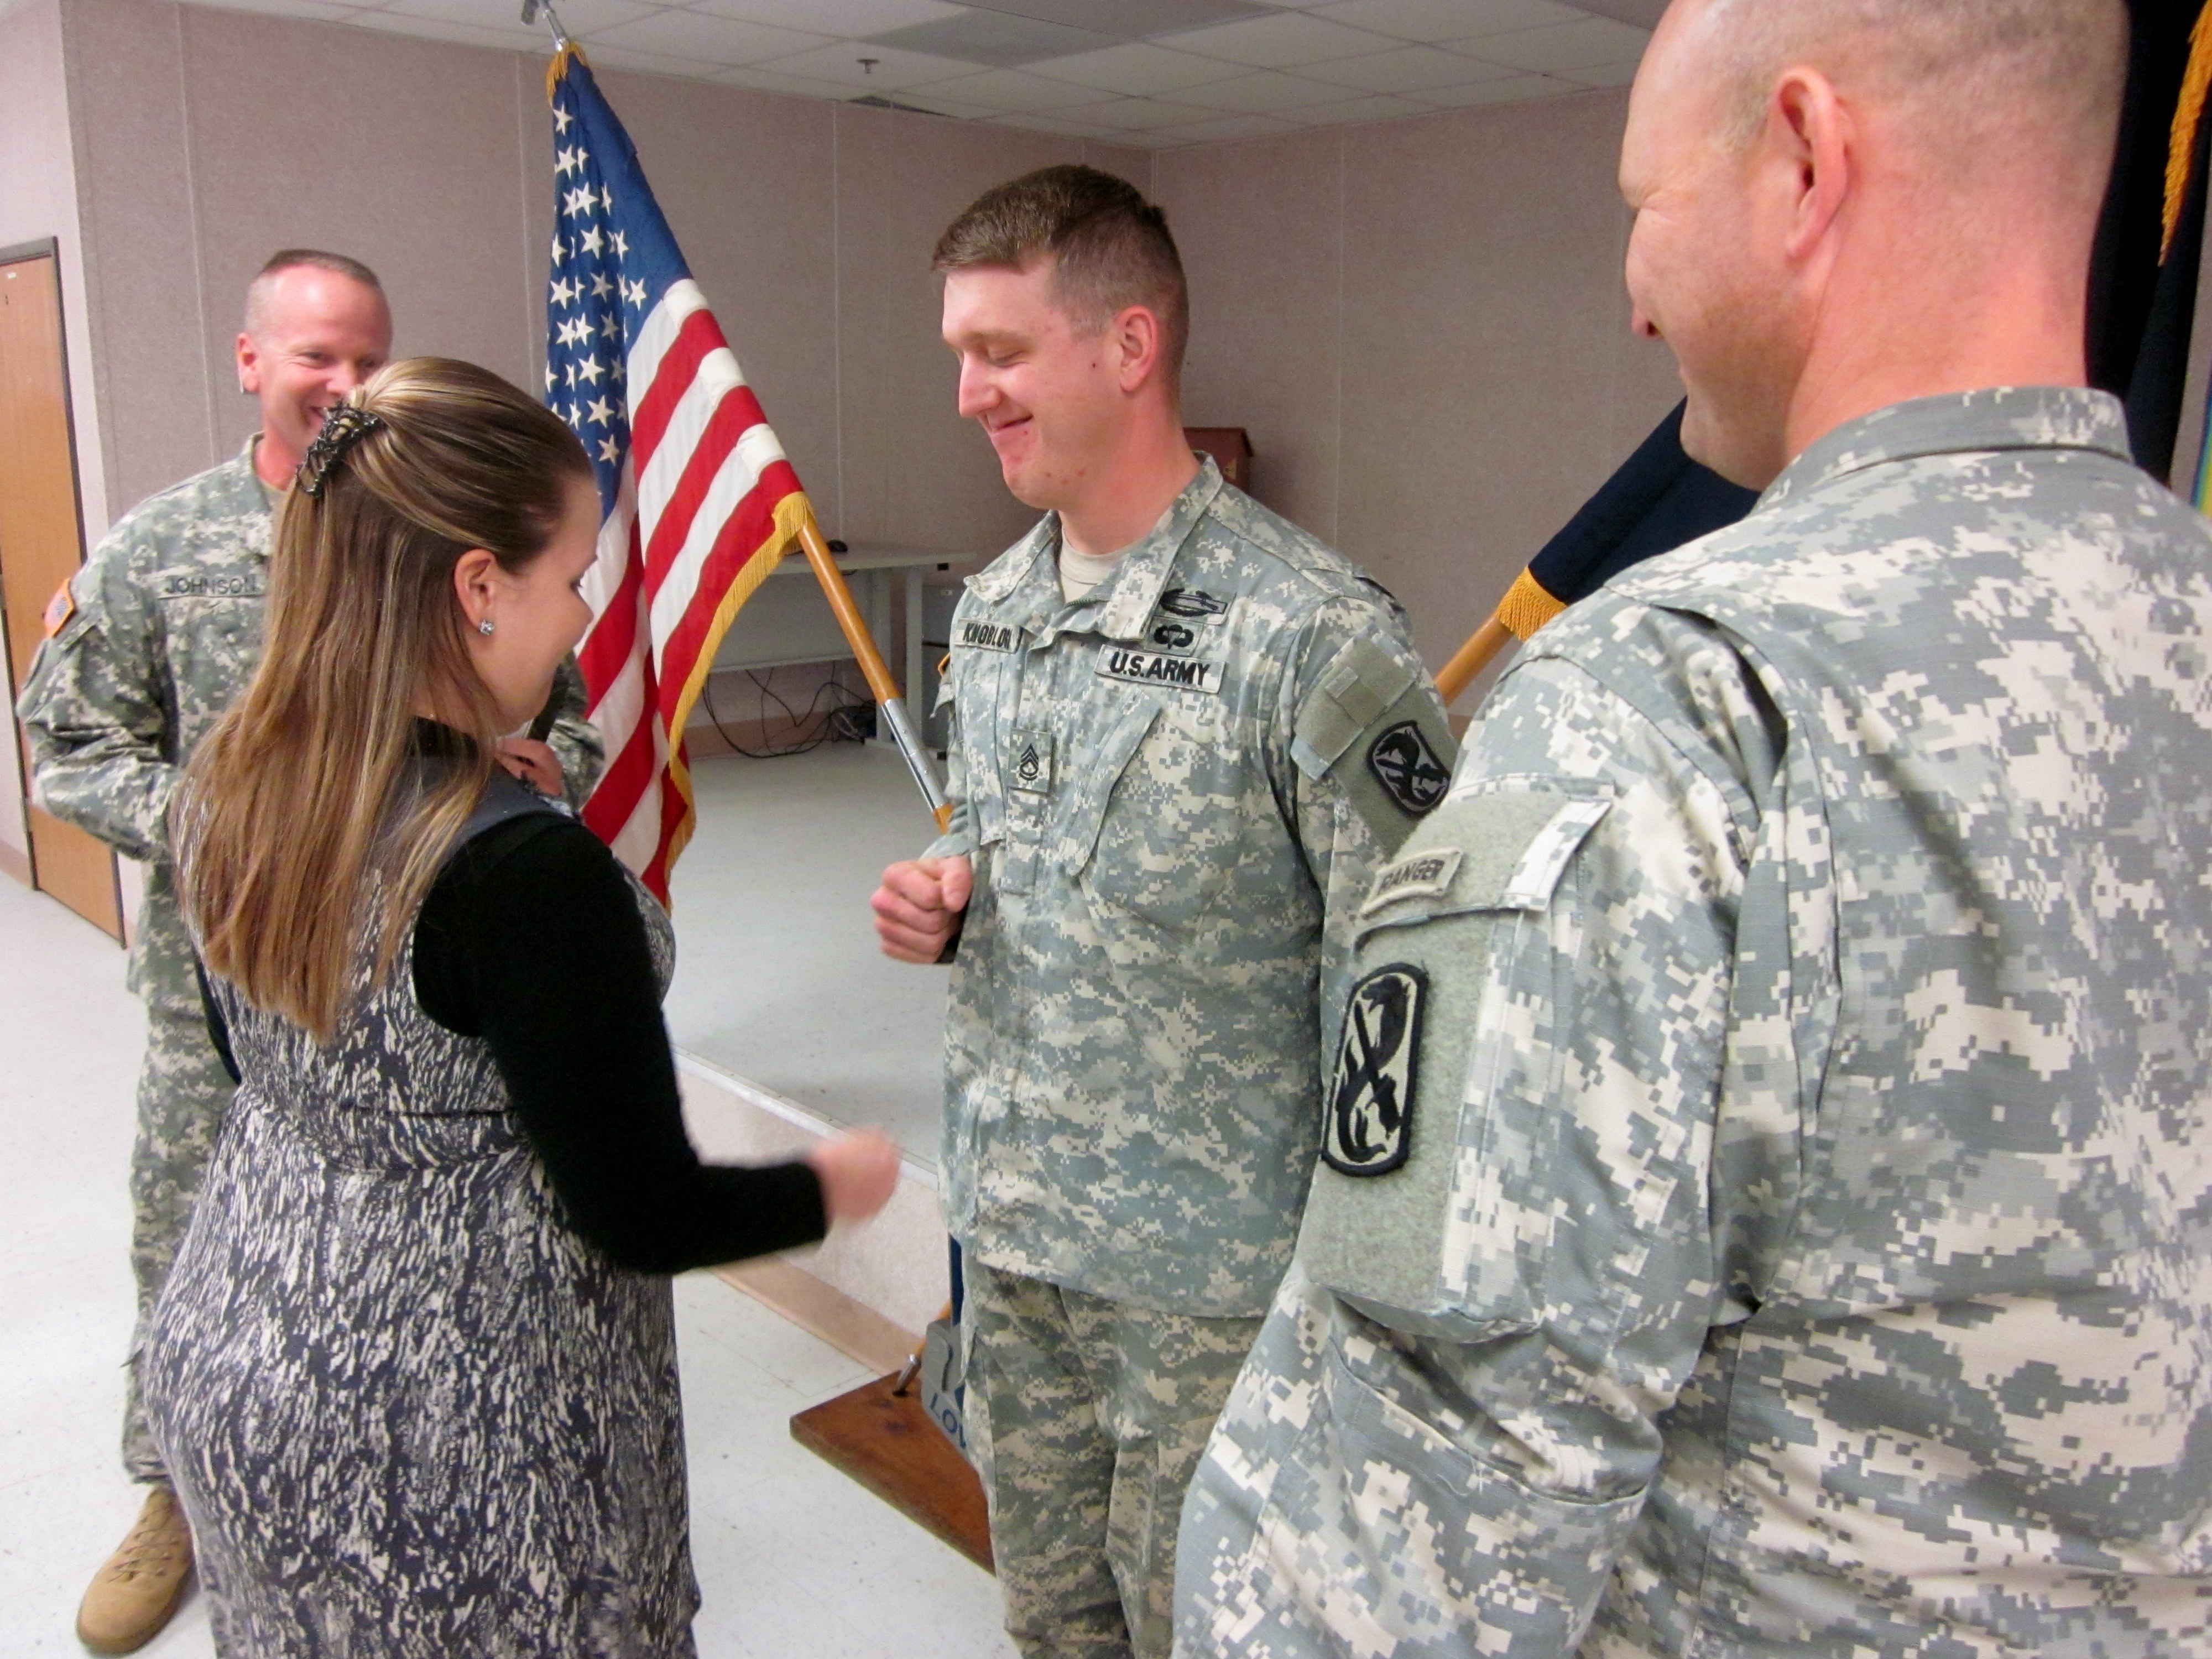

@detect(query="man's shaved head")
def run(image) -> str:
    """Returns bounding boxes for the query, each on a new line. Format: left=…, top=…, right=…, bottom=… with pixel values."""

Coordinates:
left=1623, top=0, right=2127, bottom=486
left=243, top=249, right=384, bottom=341
left=1698, top=0, right=2126, bottom=201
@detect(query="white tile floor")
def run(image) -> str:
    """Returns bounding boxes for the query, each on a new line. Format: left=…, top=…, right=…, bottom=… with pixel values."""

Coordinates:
left=0, top=872, right=1014, bottom=1658
left=665, top=744, right=951, bottom=1166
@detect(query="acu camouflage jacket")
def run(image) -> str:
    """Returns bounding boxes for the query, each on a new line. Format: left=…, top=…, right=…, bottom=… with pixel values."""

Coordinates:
left=1177, top=388, right=2212, bottom=1657
left=930, top=457, right=1455, bottom=1318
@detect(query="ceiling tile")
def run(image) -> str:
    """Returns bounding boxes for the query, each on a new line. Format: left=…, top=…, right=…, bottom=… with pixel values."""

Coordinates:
left=1456, top=15, right=1648, bottom=72
left=1049, top=95, right=1218, bottom=130
left=582, top=9, right=830, bottom=65
left=191, top=0, right=366, bottom=21
left=346, top=7, right=552, bottom=48
left=1408, top=70, right=1570, bottom=105
left=917, top=66, right=1120, bottom=109
left=865, top=11, right=1118, bottom=68
left=977, top=0, right=1270, bottom=35
left=1572, top=0, right=1666, bottom=25
left=747, top=38, right=979, bottom=87
left=1301, top=41, right=1512, bottom=92
left=1551, top=56, right=1639, bottom=87
left=1025, top=41, right=1238, bottom=95
left=687, top=0, right=963, bottom=30
left=1178, top=67, right=1355, bottom=111
left=375, top=0, right=653, bottom=38
left=1151, top=111, right=1303, bottom=142
left=564, top=39, right=709, bottom=74
left=1165, top=10, right=1397, bottom=68
left=1310, top=0, right=1580, bottom=41
left=1293, top=91, right=1432, bottom=124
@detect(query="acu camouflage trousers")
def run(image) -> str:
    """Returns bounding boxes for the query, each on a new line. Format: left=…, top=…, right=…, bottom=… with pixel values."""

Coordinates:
left=122, top=1003, right=235, bottom=1483
left=962, top=1260, right=1262, bottom=1659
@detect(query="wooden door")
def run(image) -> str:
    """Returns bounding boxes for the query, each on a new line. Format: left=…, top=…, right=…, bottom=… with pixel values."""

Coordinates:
left=0, top=249, right=123, bottom=941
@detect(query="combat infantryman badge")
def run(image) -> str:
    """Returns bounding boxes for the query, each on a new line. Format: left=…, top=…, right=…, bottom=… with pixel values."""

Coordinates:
left=1323, top=964, right=1426, bottom=1176
left=1368, top=722, right=1450, bottom=815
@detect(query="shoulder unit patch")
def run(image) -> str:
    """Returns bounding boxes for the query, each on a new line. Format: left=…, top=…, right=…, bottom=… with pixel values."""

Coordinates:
left=1323, top=963, right=1427, bottom=1177
left=42, top=578, right=77, bottom=638
left=1366, top=721, right=1450, bottom=815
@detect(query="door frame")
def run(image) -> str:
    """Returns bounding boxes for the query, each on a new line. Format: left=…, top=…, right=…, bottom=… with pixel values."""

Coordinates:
left=0, top=235, right=121, bottom=929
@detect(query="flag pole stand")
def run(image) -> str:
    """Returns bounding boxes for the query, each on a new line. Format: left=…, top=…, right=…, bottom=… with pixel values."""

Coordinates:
left=792, top=516, right=954, bottom=833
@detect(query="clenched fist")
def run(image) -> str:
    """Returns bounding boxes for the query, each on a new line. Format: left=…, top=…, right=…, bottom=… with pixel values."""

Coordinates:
left=870, top=855, right=972, bottom=964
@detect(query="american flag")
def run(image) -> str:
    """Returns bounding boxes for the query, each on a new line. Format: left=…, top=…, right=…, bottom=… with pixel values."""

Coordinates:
left=544, top=47, right=811, bottom=902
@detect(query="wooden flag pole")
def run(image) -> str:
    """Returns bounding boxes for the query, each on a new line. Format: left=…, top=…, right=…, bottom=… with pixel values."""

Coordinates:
left=1434, top=613, right=1513, bottom=707
left=794, top=515, right=954, bottom=833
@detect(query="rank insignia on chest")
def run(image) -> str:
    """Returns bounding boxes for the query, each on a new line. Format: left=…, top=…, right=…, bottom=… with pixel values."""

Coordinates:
left=1324, top=964, right=1426, bottom=1177
left=1368, top=721, right=1450, bottom=815
left=1098, top=645, right=1225, bottom=695
left=960, top=619, right=1021, bottom=652
left=1009, top=730, right=1053, bottom=794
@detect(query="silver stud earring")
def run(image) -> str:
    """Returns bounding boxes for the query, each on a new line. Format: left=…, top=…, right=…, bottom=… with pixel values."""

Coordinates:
left=478, top=619, right=495, bottom=635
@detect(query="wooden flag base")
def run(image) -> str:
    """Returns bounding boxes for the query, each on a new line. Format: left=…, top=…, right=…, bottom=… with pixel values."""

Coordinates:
left=790, top=1373, right=994, bottom=1572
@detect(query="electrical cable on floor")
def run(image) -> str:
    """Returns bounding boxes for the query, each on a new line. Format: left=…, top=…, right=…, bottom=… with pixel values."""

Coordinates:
left=700, top=666, right=873, bottom=759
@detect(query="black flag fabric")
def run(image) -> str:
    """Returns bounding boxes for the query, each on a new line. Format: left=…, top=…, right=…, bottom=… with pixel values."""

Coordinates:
left=1489, top=402, right=1757, bottom=642
left=1482, top=0, right=2212, bottom=668
left=2094, top=0, right=2211, bottom=484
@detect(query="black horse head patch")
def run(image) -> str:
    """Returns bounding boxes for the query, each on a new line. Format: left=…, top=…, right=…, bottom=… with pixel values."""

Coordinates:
left=1368, top=722, right=1450, bottom=816
left=1324, top=964, right=1427, bottom=1176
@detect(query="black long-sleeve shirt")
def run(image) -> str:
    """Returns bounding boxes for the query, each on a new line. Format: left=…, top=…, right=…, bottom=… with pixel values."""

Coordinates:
left=206, top=810, right=826, bottom=1275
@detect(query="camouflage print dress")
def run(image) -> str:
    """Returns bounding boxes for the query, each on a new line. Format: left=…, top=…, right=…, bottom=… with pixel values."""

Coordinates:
left=142, top=779, right=697, bottom=1659
left=18, top=439, right=606, bottom=1485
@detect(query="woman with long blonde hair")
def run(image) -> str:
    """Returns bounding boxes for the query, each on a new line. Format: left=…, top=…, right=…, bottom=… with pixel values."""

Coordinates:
left=147, top=358, right=898, bottom=1656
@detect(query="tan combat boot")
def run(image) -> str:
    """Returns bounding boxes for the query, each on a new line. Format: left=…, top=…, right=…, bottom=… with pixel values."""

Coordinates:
left=75, top=1485, right=193, bottom=1654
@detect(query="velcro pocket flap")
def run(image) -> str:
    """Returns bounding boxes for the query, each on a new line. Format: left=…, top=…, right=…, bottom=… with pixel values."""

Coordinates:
left=1291, top=634, right=1420, bottom=777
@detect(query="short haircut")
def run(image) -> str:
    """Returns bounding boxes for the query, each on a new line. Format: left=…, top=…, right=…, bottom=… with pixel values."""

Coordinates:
left=1703, top=0, right=2127, bottom=199
left=933, top=165, right=1189, bottom=391
left=244, top=249, right=386, bottom=337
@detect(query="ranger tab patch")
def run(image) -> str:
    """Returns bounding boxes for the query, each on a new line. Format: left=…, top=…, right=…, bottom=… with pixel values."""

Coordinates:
left=1360, top=848, right=1463, bottom=916
left=1324, top=964, right=1426, bottom=1177
left=960, top=619, right=1020, bottom=652
left=1098, top=645, right=1224, bottom=695
left=1368, top=721, right=1450, bottom=815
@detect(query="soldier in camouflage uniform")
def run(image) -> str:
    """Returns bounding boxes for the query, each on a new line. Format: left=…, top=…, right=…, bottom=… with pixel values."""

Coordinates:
left=20, top=251, right=602, bottom=1655
left=872, top=169, right=1453, bottom=1658
left=1172, top=3, right=2212, bottom=1656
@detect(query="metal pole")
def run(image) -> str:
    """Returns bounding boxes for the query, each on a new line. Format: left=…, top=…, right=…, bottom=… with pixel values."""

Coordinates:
left=793, top=517, right=953, bottom=832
